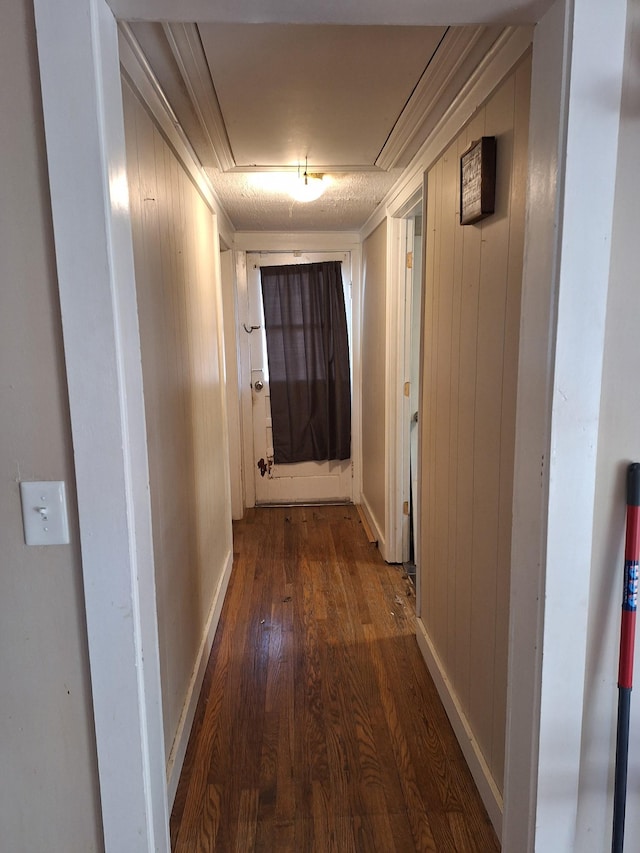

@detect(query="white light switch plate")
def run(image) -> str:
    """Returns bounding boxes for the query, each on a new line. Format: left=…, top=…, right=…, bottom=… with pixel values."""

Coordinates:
left=20, top=481, right=70, bottom=546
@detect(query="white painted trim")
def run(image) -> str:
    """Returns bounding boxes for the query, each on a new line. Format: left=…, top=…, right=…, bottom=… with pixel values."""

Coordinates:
left=235, top=251, right=256, bottom=509
left=234, top=231, right=361, bottom=252
left=400, top=218, right=414, bottom=564
left=504, top=2, right=628, bottom=851
left=384, top=218, right=406, bottom=564
left=414, top=171, right=429, bottom=621
left=237, top=239, right=362, bottom=511
left=359, top=494, right=386, bottom=555
left=532, top=2, right=627, bottom=850
left=392, top=187, right=424, bottom=223
left=416, top=618, right=503, bottom=835
left=502, top=6, right=567, bottom=850
left=350, top=245, right=364, bottom=504
left=162, top=22, right=235, bottom=172
left=220, top=250, right=245, bottom=520
left=388, top=192, right=424, bottom=569
left=228, top=164, right=386, bottom=174
left=118, top=23, right=236, bottom=247
left=376, top=26, right=489, bottom=170
left=166, top=548, right=233, bottom=805
left=107, top=0, right=553, bottom=26
left=363, top=25, right=533, bottom=236
left=33, top=3, right=623, bottom=852
left=211, top=213, right=236, bottom=517
left=34, top=0, right=169, bottom=849
left=245, top=249, right=355, bottom=506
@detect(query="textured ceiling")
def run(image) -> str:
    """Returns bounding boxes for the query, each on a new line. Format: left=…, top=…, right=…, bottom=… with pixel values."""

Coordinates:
left=205, top=168, right=403, bottom=231
left=126, top=19, right=516, bottom=232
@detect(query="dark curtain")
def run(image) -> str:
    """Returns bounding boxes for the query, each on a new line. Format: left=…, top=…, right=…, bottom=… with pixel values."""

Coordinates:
left=260, top=260, right=351, bottom=464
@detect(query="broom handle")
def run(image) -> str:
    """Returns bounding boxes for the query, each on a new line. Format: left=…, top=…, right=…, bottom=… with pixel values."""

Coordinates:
left=612, top=462, right=640, bottom=853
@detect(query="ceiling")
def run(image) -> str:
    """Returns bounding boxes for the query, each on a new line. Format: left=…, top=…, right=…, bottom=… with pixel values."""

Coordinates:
left=125, top=20, right=523, bottom=231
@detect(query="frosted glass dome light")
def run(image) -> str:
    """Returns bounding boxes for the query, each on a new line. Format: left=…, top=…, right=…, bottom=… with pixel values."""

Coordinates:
left=290, top=171, right=326, bottom=203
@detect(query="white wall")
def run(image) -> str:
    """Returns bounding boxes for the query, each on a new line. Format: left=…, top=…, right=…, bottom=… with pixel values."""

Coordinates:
left=0, top=1, right=103, bottom=850
left=122, top=78, right=233, bottom=800
left=575, top=1, right=640, bottom=848
left=360, top=222, right=388, bottom=551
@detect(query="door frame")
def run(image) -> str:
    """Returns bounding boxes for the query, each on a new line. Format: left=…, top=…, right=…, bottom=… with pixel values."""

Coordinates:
left=33, top=1, right=627, bottom=850
left=33, top=1, right=170, bottom=849
left=383, top=193, right=424, bottom=566
left=244, top=250, right=354, bottom=506
left=234, top=233, right=363, bottom=510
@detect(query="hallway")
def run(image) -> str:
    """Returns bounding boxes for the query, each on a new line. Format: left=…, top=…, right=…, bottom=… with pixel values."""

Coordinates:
left=170, top=506, right=499, bottom=852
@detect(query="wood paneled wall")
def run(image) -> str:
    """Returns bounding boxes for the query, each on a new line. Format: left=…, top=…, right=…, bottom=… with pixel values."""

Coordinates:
left=122, top=80, right=233, bottom=763
left=419, top=56, right=531, bottom=795
left=361, top=221, right=388, bottom=544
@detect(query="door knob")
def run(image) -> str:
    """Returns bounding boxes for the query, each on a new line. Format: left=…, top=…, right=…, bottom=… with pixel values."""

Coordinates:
left=254, top=379, right=264, bottom=391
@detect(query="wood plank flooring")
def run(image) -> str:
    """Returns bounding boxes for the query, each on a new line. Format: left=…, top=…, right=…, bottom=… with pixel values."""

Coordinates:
left=170, top=506, right=500, bottom=852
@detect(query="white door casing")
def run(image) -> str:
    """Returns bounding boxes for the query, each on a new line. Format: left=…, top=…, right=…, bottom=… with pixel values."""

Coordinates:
left=401, top=219, right=415, bottom=564
left=407, top=212, right=424, bottom=582
left=246, top=252, right=353, bottom=504
left=33, top=1, right=628, bottom=851
left=33, top=0, right=169, bottom=849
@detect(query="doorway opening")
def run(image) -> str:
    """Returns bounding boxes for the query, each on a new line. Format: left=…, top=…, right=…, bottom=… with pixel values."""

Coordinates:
left=401, top=202, right=424, bottom=596
left=244, top=251, right=353, bottom=505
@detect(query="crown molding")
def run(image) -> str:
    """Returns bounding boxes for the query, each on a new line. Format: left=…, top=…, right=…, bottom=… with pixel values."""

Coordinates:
left=225, top=164, right=388, bottom=174
left=234, top=232, right=361, bottom=252
left=376, top=25, right=502, bottom=170
left=361, top=25, right=533, bottom=240
left=107, top=0, right=553, bottom=26
left=162, top=23, right=236, bottom=172
left=118, top=22, right=236, bottom=245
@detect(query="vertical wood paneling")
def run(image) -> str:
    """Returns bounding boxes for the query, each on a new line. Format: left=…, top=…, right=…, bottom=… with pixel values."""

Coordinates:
left=422, top=175, right=437, bottom=634
left=419, top=57, right=531, bottom=795
left=492, top=57, right=531, bottom=785
left=451, top=110, right=484, bottom=718
left=434, top=151, right=454, bottom=660
left=447, top=135, right=465, bottom=696
left=428, top=158, right=443, bottom=643
left=469, top=72, right=515, bottom=774
left=123, top=79, right=233, bottom=761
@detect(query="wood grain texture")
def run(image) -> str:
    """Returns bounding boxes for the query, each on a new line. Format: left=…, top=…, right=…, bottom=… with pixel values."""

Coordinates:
left=419, top=56, right=531, bottom=796
left=361, top=222, right=388, bottom=539
left=171, top=506, right=499, bottom=852
left=123, top=77, right=233, bottom=763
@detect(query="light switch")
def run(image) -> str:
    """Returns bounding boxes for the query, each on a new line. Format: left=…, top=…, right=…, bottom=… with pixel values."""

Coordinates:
left=20, top=481, right=70, bottom=546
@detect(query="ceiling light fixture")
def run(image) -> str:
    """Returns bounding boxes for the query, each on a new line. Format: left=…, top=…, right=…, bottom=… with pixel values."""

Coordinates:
left=291, top=157, right=326, bottom=203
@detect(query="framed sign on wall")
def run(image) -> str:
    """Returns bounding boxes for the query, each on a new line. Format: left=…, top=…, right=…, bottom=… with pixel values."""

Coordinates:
left=460, top=136, right=496, bottom=226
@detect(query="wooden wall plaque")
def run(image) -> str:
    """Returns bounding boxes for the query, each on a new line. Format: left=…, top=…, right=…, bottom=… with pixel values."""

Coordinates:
left=460, top=136, right=496, bottom=226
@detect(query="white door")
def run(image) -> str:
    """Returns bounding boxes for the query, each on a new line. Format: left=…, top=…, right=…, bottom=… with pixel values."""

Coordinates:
left=246, top=252, right=353, bottom=504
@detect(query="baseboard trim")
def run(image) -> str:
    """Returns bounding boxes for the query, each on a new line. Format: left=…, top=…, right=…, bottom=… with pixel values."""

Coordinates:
left=358, top=495, right=387, bottom=559
left=415, top=617, right=503, bottom=837
left=166, top=547, right=233, bottom=807
left=355, top=503, right=377, bottom=543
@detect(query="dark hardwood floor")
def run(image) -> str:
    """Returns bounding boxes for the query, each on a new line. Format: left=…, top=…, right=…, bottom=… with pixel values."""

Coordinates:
left=170, top=505, right=500, bottom=852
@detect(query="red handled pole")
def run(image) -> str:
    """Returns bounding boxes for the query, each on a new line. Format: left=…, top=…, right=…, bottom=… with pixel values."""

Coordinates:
left=612, top=462, right=640, bottom=853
